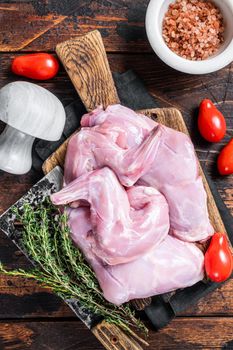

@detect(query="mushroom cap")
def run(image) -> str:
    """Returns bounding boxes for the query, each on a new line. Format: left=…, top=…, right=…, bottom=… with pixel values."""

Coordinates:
left=0, top=81, right=66, bottom=141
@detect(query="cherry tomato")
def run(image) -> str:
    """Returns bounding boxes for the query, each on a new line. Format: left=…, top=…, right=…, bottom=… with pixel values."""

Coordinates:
left=217, top=139, right=233, bottom=176
left=198, top=99, right=226, bottom=142
left=205, top=232, right=233, bottom=283
left=11, top=53, right=59, bottom=80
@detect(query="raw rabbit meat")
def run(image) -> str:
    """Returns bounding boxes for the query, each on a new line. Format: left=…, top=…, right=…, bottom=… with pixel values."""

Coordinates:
left=51, top=104, right=212, bottom=305
left=139, top=123, right=214, bottom=242
left=51, top=167, right=170, bottom=265
left=64, top=206, right=204, bottom=305
left=64, top=125, right=162, bottom=188
left=64, top=105, right=155, bottom=185
left=64, top=104, right=213, bottom=242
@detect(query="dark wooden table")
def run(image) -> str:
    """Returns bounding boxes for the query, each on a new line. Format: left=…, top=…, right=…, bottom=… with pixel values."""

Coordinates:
left=0, top=1, right=233, bottom=349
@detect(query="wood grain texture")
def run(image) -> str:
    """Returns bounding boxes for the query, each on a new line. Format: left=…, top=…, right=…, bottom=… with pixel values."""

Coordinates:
left=0, top=3, right=67, bottom=51
left=92, top=321, right=146, bottom=350
left=0, top=14, right=232, bottom=347
left=0, top=318, right=233, bottom=350
left=0, top=269, right=233, bottom=318
left=0, top=321, right=103, bottom=350
left=56, top=31, right=120, bottom=111
left=0, top=274, right=71, bottom=319
left=0, top=1, right=150, bottom=53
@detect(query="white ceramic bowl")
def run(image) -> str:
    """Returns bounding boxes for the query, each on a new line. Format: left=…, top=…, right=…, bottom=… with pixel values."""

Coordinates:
left=146, top=0, right=233, bottom=74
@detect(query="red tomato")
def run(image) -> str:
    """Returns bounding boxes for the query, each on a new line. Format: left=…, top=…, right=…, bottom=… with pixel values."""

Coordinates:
left=198, top=99, right=226, bottom=142
left=11, top=53, right=59, bottom=80
left=205, top=232, right=233, bottom=283
left=217, top=139, right=233, bottom=175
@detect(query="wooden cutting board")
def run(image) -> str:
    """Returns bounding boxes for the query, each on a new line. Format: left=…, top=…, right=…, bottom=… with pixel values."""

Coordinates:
left=42, top=30, right=229, bottom=350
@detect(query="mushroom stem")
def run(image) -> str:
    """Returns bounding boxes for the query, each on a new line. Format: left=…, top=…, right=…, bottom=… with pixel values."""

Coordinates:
left=0, top=125, right=35, bottom=175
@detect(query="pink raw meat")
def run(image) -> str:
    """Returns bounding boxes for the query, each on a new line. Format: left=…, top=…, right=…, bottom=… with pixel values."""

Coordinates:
left=64, top=125, right=162, bottom=187
left=140, top=125, right=214, bottom=241
left=64, top=104, right=213, bottom=242
left=81, top=104, right=155, bottom=139
left=65, top=206, right=204, bottom=305
left=64, top=105, right=155, bottom=185
left=51, top=167, right=170, bottom=265
left=51, top=104, right=212, bottom=304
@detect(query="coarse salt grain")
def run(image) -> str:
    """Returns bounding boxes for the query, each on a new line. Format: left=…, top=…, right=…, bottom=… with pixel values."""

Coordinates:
left=162, top=0, right=224, bottom=60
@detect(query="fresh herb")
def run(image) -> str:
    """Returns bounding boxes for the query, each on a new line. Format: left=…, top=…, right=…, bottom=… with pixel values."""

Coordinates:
left=0, top=199, right=148, bottom=342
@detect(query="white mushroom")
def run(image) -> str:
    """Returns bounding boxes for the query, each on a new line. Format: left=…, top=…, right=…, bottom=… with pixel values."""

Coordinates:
left=0, top=81, right=66, bottom=174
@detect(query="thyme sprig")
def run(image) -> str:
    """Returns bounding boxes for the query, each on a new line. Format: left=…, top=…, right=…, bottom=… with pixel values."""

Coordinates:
left=0, top=199, right=148, bottom=341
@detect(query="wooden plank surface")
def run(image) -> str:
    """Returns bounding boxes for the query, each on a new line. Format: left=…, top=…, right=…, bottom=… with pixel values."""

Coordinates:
left=0, top=271, right=233, bottom=319
left=0, top=318, right=233, bottom=350
left=0, top=2, right=233, bottom=347
left=0, top=1, right=150, bottom=53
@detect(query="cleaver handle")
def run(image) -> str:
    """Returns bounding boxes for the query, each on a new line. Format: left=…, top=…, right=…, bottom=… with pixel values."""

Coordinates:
left=93, top=321, right=145, bottom=350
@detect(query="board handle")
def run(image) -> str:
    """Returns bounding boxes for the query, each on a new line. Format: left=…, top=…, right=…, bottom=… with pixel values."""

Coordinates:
left=56, top=30, right=120, bottom=111
left=92, top=320, right=146, bottom=350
